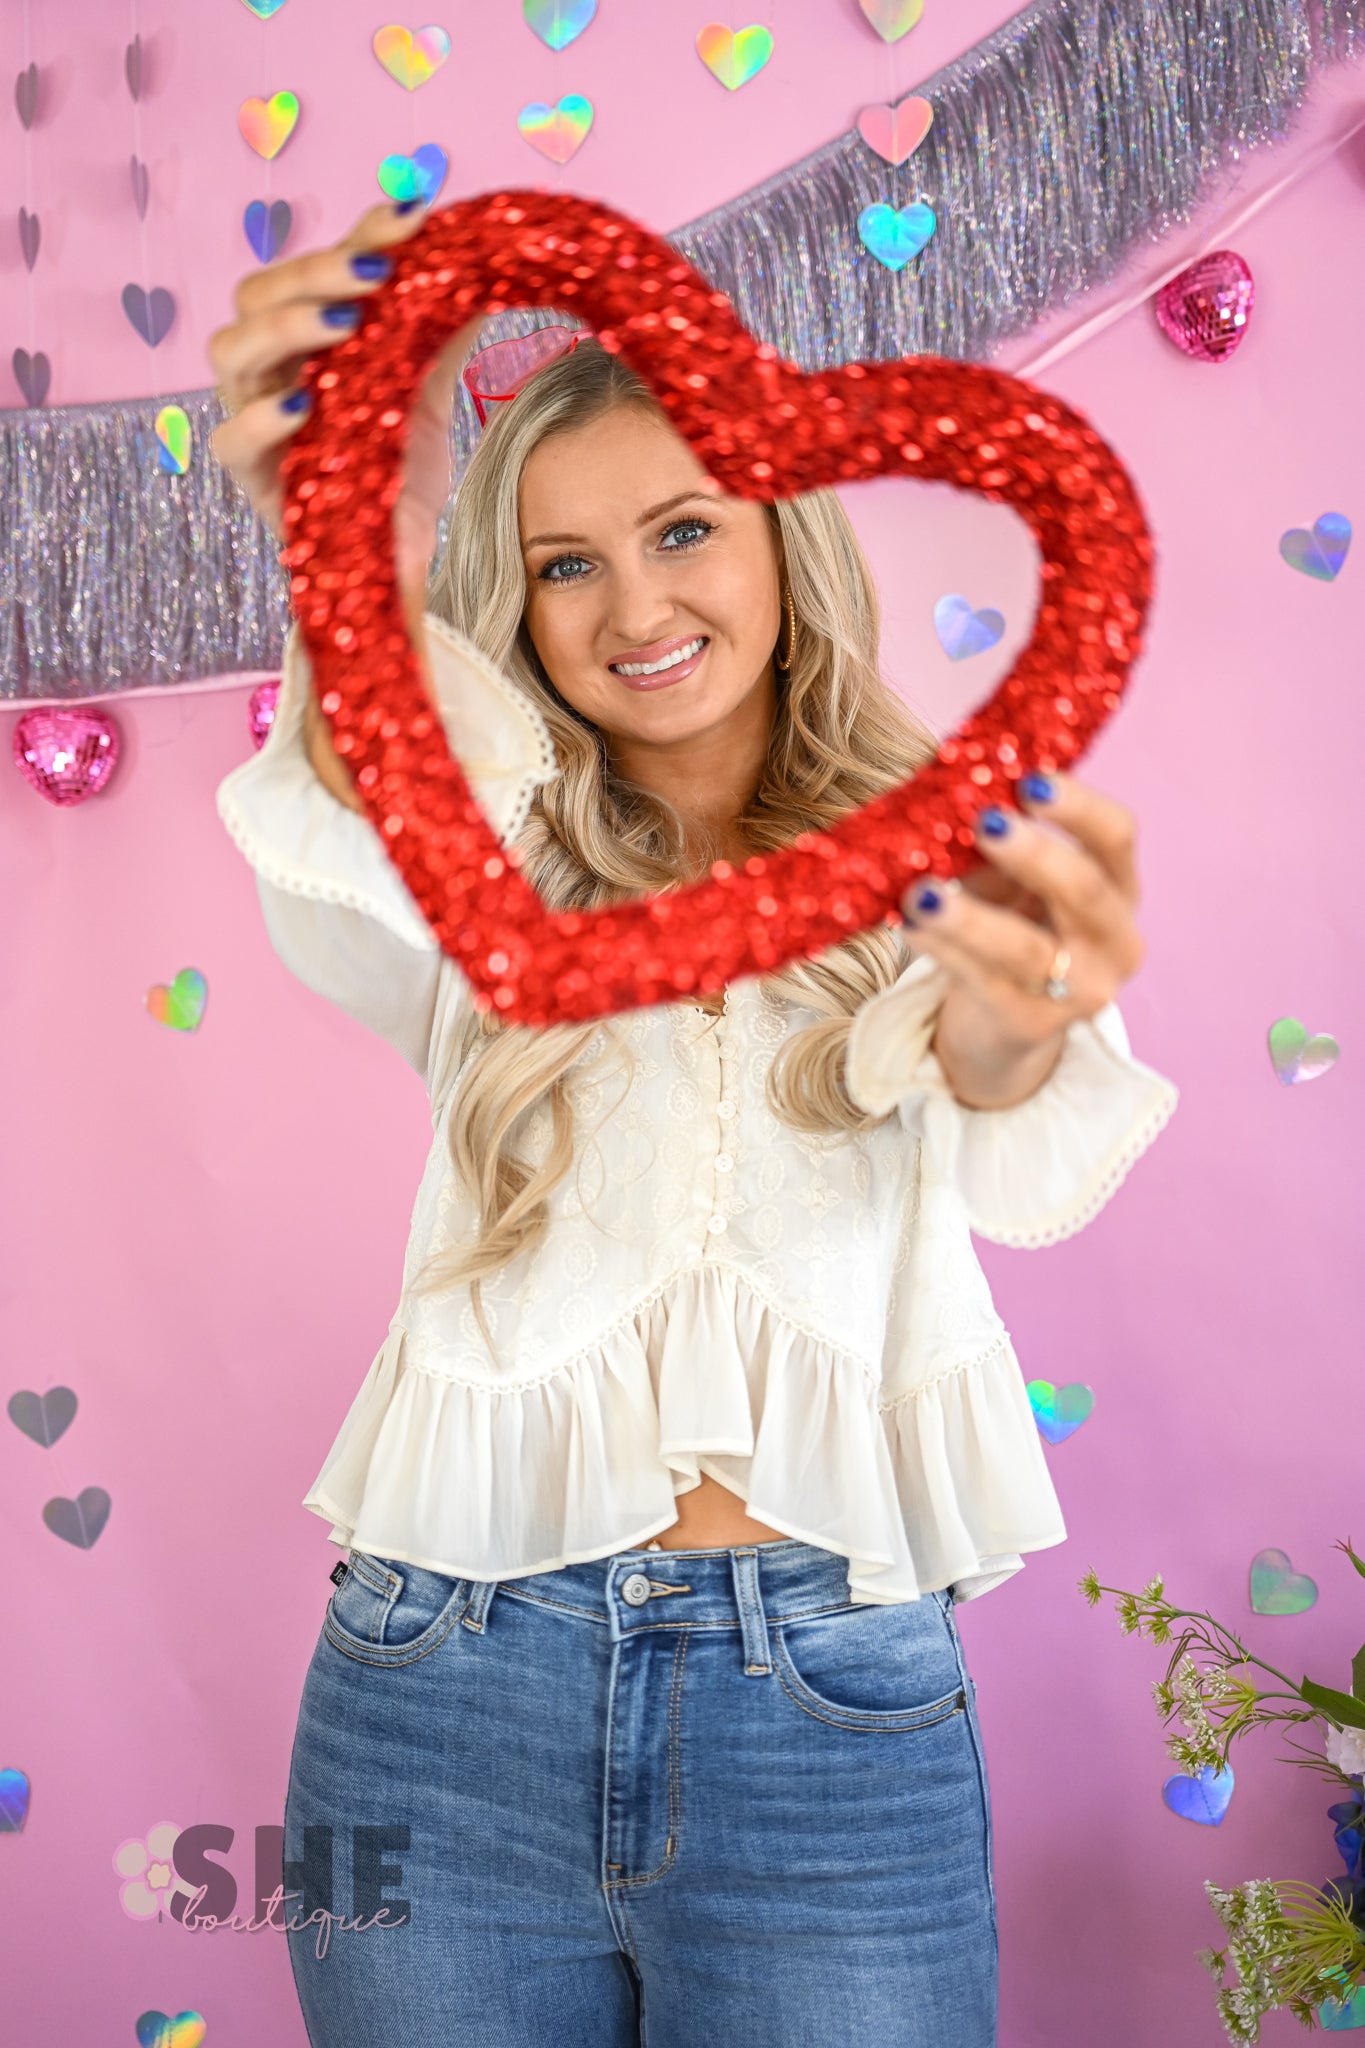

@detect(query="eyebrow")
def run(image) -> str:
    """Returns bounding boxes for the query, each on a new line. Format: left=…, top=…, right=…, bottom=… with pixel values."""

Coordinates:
left=523, top=489, right=716, bottom=551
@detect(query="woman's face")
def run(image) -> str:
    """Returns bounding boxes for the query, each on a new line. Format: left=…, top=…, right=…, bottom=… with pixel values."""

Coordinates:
left=518, top=402, right=784, bottom=753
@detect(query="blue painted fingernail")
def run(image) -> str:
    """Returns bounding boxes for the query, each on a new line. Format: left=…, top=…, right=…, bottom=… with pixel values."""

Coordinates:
left=393, top=197, right=425, bottom=215
left=978, top=806, right=1012, bottom=838
left=278, top=387, right=311, bottom=414
left=907, top=884, right=946, bottom=917
left=321, top=300, right=362, bottom=328
left=1020, top=772, right=1056, bottom=804
left=349, top=251, right=393, bottom=281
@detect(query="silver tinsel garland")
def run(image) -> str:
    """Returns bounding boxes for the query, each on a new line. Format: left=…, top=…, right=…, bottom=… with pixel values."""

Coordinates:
left=2, top=0, right=1360, bottom=700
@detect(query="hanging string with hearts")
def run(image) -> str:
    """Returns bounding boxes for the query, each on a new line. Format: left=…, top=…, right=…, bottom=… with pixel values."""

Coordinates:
left=12, top=0, right=48, bottom=409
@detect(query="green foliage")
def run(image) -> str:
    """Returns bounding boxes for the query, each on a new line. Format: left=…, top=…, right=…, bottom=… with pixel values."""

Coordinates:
left=1301, top=1678, right=1365, bottom=1731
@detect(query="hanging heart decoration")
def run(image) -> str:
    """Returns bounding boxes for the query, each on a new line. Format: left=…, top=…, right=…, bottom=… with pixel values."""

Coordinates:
left=43, top=1487, right=112, bottom=1548
left=244, top=198, right=293, bottom=263
left=130, top=155, right=150, bottom=221
left=858, top=0, right=925, bottom=43
left=524, top=0, right=597, bottom=50
left=377, top=142, right=449, bottom=202
left=12, top=347, right=50, bottom=407
left=154, top=405, right=192, bottom=474
left=1280, top=512, right=1352, bottom=582
left=8, top=1386, right=78, bottom=1446
left=1248, top=1546, right=1318, bottom=1615
left=134, top=2013, right=207, bottom=2048
left=696, top=24, right=775, bottom=90
left=15, top=62, right=39, bottom=130
left=13, top=707, right=120, bottom=804
left=934, top=593, right=1005, bottom=660
left=1267, top=1016, right=1340, bottom=1085
left=517, top=96, right=594, bottom=162
left=125, top=34, right=143, bottom=103
left=1162, top=1764, right=1235, bottom=1827
left=278, top=190, right=1152, bottom=1026
left=857, top=95, right=934, bottom=166
left=19, top=207, right=40, bottom=272
left=373, top=25, right=452, bottom=91
left=122, top=284, right=177, bottom=348
left=146, top=969, right=208, bottom=1031
left=0, top=1768, right=30, bottom=1833
left=238, top=91, right=300, bottom=160
left=1026, top=1380, right=1094, bottom=1445
left=1154, top=250, right=1254, bottom=364
left=858, top=200, right=936, bottom=269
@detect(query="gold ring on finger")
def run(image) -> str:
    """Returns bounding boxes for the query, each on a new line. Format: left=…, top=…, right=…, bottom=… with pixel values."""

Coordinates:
left=1042, top=945, right=1072, bottom=1003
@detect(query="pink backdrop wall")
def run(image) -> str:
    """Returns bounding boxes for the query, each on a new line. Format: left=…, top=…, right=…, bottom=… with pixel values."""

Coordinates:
left=3, top=4, right=1363, bottom=2041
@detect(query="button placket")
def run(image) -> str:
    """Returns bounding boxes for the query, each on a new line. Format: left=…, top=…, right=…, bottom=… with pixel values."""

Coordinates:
left=704, top=1002, right=734, bottom=1250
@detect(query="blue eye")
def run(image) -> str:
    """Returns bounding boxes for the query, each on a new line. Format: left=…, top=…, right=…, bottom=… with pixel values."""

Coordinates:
left=539, top=552, right=591, bottom=585
left=660, top=517, right=715, bottom=549
left=537, top=516, right=716, bottom=584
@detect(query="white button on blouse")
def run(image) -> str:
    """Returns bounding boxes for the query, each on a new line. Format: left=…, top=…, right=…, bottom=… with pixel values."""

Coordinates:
left=216, top=613, right=1180, bottom=1608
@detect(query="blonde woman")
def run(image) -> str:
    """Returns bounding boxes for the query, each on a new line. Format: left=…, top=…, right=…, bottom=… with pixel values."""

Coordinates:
left=209, top=198, right=1177, bottom=2047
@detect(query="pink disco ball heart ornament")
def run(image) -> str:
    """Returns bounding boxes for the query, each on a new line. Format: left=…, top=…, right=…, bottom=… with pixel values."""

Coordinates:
left=13, top=706, right=121, bottom=805
left=248, top=679, right=280, bottom=750
left=1155, top=250, right=1255, bottom=363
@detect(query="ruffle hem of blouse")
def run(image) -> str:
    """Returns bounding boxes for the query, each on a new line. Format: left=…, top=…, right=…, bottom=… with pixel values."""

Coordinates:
left=301, top=1262, right=1068, bottom=1607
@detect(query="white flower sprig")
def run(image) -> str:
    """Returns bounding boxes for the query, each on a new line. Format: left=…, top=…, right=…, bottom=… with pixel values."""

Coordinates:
left=1199, top=1877, right=1365, bottom=2044
left=1079, top=1569, right=1331, bottom=1780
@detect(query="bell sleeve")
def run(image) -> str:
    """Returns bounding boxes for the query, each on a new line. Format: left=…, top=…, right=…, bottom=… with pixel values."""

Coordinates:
left=214, top=609, right=555, bottom=1092
left=844, top=951, right=1178, bottom=1247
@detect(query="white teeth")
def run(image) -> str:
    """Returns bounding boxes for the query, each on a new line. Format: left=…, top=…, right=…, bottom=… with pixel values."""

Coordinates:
left=609, top=637, right=705, bottom=678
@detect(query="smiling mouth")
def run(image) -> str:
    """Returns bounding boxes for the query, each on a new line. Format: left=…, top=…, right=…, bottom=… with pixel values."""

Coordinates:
left=607, top=635, right=709, bottom=680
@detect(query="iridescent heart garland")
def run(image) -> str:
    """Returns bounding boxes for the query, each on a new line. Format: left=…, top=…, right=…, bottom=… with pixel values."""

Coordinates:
left=519, top=0, right=597, bottom=167
left=370, top=20, right=451, bottom=206
left=11, top=21, right=130, bottom=796
left=237, top=0, right=298, bottom=268
left=121, top=14, right=178, bottom=367
left=11, top=10, right=47, bottom=409
left=852, top=0, right=938, bottom=274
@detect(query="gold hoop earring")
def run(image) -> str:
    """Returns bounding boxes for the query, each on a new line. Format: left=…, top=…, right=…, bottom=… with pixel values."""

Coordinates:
left=775, top=585, right=798, bottom=672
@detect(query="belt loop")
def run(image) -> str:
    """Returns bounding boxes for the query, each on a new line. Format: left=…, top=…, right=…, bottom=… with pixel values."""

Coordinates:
left=461, top=1578, right=496, bottom=1633
left=730, top=1548, right=772, bottom=1677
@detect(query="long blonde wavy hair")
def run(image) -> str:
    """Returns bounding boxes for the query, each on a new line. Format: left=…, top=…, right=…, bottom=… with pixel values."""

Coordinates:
left=414, top=337, right=938, bottom=1309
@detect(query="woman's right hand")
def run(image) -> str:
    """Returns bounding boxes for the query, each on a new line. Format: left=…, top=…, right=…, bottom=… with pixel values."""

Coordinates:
left=206, top=196, right=484, bottom=605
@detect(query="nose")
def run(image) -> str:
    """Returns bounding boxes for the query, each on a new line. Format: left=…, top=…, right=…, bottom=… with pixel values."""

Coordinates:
left=602, top=554, right=679, bottom=649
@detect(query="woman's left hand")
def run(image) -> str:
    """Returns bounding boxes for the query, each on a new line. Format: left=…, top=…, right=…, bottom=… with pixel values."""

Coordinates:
left=900, top=770, right=1146, bottom=1111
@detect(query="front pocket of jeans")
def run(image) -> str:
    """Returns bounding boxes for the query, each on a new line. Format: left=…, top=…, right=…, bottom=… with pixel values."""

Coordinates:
left=773, top=1601, right=966, bottom=1732
left=324, top=1552, right=468, bottom=1667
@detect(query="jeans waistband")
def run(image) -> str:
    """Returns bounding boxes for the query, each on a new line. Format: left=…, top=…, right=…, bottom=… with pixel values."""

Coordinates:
left=460, top=1540, right=952, bottom=1675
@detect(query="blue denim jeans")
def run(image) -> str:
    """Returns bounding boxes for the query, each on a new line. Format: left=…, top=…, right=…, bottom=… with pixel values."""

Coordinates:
left=283, top=1537, right=997, bottom=2045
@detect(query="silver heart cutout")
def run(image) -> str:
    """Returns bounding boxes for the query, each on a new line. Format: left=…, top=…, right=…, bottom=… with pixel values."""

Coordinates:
left=43, top=1488, right=111, bottom=1549
left=12, top=348, right=50, bottom=407
left=15, top=62, right=38, bottom=129
left=125, top=35, right=142, bottom=102
left=130, top=157, right=150, bottom=220
left=121, top=284, right=176, bottom=348
left=19, top=207, right=40, bottom=271
left=8, top=1386, right=78, bottom=1446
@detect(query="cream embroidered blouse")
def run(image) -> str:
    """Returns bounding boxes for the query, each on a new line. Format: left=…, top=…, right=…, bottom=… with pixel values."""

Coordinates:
left=216, top=612, right=1179, bottom=1607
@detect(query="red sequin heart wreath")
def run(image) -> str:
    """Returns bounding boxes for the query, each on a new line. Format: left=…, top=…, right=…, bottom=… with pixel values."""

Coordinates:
left=280, top=190, right=1153, bottom=1027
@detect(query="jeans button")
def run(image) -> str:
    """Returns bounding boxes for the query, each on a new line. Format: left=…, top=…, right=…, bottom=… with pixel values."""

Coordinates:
left=621, top=1572, right=651, bottom=1607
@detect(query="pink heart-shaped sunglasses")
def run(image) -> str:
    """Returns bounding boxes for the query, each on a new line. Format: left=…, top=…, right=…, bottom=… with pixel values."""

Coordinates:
left=461, top=324, right=590, bottom=424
